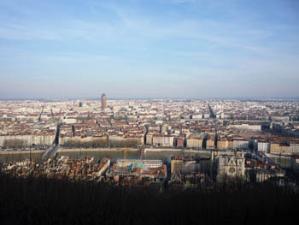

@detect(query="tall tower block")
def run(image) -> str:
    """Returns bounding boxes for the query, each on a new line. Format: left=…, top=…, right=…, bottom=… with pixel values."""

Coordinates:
left=101, top=93, right=107, bottom=110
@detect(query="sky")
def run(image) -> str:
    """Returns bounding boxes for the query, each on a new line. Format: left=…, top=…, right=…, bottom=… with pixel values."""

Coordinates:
left=0, top=0, right=299, bottom=99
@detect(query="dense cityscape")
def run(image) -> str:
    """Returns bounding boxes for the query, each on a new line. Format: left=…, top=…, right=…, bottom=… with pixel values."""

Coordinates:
left=1, top=95, right=299, bottom=188
left=1, top=0, right=299, bottom=224
left=1, top=96, right=299, bottom=224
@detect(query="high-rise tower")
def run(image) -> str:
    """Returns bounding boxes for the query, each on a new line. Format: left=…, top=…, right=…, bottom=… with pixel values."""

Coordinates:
left=101, top=93, right=107, bottom=110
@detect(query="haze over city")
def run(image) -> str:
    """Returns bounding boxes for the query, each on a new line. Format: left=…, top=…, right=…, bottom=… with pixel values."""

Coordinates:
left=0, top=0, right=299, bottom=99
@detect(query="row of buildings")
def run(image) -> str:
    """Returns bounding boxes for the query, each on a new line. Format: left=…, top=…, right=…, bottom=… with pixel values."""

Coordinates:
left=0, top=99, right=299, bottom=156
left=1, top=132, right=299, bottom=155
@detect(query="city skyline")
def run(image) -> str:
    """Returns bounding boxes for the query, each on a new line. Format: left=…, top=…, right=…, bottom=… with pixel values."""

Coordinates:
left=1, top=0, right=299, bottom=99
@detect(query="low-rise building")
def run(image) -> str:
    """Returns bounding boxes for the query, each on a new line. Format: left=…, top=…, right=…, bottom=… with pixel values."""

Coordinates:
left=217, top=138, right=233, bottom=150
left=257, top=142, right=270, bottom=153
left=186, top=136, right=202, bottom=149
left=152, top=135, right=174, bottom=147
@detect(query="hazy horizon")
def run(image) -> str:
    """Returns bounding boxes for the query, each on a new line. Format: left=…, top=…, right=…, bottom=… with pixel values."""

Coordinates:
left=1, top=96, right=299, bottom=102
left=1, top=0, right=299, bottom=99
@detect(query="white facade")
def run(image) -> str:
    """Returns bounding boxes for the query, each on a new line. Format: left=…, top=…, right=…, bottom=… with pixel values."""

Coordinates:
left=0, top=135, right=54, bottom=147
left=233, top=140, right=248, bottom=149
left=153, top=136, right=174, bottom=147
left=229, top=124, right=262, bottom=131
left=258, top=142, right=270, bottom=153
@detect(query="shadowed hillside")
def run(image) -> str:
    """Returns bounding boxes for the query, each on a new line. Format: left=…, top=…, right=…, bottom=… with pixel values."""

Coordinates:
left=0, top=174, right=298, bottom=225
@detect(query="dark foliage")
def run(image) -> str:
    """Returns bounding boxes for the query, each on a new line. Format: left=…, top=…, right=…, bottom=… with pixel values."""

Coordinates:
left=0, top=174, right=298, bottom=225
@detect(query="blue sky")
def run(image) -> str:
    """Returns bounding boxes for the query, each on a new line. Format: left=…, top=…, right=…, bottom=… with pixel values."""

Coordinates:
left=0, top=0, right=298, bottom=99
